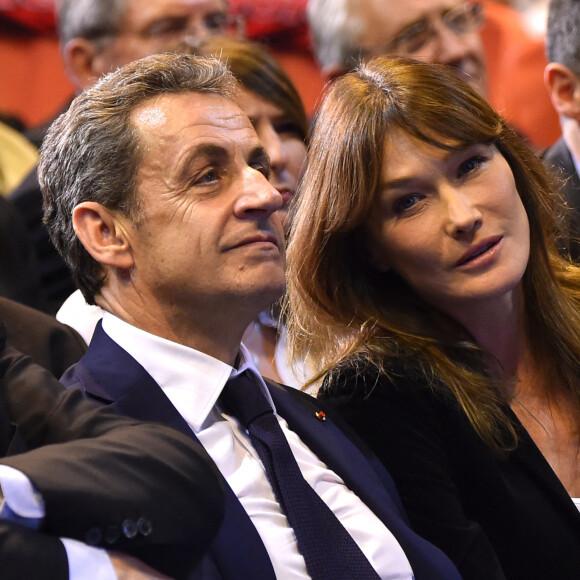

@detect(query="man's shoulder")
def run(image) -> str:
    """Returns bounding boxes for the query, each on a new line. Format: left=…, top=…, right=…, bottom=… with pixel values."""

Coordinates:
left=60, top=325, right=149, bottom=395
left=0, top=297, right=86, bottom=377
left=542, top=137, right=574, bottom=171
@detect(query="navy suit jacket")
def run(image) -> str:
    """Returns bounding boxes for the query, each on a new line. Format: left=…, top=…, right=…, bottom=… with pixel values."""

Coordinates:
left=543, top=137, right=580, bottom=261
left=61, top=323, right=462, bottom=580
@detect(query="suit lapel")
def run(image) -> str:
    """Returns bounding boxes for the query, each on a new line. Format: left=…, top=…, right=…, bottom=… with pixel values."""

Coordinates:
left=507, top=407, right=580, bottom=530
left=266, top=380, right=406, bottom=519
left=267, top=380, right=462, bottom=580
left=63, top=324, right=276, bottom=580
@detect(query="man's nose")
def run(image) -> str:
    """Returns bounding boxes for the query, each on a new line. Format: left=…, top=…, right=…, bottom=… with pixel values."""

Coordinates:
left=233, top=169, right=284, bottom=218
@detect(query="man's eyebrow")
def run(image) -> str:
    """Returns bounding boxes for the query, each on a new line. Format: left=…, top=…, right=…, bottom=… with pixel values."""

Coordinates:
left=249, top=145, right=270, bottom=165
left=176, top=143, right=229, bottom=180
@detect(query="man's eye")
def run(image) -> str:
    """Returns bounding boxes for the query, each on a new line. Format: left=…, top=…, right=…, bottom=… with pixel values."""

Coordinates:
left=391, top=20, right=430, bottom=53
left=204, top=12, right=228, bottom=32
left=147, top=18, right=189, bottom=38
left=195, top=169, right=218, bottom=184
left=252, top=162, right=271, bottom=179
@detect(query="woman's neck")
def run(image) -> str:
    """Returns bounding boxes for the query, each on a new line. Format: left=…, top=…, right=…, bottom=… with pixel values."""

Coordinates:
left=446, top=289, right=524, bottom=380
left=442, top=288, right=580, bottom=494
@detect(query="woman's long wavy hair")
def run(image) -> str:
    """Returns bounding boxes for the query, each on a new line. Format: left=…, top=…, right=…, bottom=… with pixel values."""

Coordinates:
left=285, top=56, right=580, bottom=451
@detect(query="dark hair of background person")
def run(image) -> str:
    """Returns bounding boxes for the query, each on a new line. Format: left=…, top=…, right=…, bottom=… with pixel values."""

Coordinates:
left=171, top=35, right=310, bottom=144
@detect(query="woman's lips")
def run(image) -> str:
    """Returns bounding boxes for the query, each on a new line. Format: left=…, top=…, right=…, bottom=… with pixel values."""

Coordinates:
left=455, top=236, right=503, bottom=268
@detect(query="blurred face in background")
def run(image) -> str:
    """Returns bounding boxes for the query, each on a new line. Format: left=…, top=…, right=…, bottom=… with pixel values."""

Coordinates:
left=236, top=87, right=308, bottom=231
left=94, top=0, right=230, bottom=75
left=353, top=0, right=487, bottom=95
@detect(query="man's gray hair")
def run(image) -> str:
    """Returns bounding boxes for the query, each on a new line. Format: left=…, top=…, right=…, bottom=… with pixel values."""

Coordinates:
left=547, top=0, right=580, bottom=77
left=57, top=0, right=126, bottom=47
left=307, top=0, right=366, bottom=70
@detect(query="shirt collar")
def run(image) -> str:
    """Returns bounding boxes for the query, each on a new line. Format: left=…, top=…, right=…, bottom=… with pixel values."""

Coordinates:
left=101, top=312, right=275, bottom=431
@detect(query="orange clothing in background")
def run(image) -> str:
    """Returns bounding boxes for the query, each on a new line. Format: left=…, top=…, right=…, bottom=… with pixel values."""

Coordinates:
left=481, top=0, right=560, bottom=149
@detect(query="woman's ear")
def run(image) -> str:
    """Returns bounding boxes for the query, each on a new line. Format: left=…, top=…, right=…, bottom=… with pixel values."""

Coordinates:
left=72, top=202, right=135, bottom=270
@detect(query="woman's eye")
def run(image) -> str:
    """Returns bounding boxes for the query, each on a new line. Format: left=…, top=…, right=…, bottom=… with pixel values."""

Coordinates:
left=458, top=155, right=486, bottom=178
left=275, top=121, right=303, bottom=139
left=394, top=194, right=422, bottom=214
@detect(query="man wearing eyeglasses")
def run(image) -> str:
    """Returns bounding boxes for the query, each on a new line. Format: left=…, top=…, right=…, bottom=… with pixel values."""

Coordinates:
left=309, top=0, right=485, bottom=91
left=9, top=0, right=240, bottom=314
left=307, top=0, right=559, bottom=149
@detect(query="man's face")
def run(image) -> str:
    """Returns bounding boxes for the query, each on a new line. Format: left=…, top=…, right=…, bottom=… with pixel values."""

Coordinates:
left=94, top=0, right=229, bottom=74
left=352, top=0, right=487, bottom=95
left=121, top=92, right=286, bottom=326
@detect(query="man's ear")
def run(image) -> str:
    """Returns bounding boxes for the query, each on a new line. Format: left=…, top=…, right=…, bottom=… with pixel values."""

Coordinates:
left=62, top=38, right=103, bottom=91
left=73, top=202, right=135, bottom=270
left=545, top=63, right=580, bottom=121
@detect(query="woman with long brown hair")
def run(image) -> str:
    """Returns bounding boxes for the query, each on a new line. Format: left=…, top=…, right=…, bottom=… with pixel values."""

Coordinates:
left=286, top=56, right=580, bottom=579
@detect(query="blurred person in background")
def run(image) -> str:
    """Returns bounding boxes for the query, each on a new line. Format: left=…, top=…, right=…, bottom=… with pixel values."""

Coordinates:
left=9, top=0, right=237, bottom=313
left=543, top=0, right=580, bottom=261
left=306, top=0, right=560, bottom=150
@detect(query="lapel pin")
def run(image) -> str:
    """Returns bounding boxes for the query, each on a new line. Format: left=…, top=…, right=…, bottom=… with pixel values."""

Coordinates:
left=315, top=410, right=327, bottom=421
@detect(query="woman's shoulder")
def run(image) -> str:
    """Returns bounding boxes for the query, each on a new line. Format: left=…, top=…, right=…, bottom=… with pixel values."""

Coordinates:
left=318, top=355, right=446, bottom=407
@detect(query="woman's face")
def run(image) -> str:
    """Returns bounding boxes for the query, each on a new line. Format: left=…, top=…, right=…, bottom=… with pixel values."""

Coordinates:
left=236, top=88, right=307, bottom=230
left=366, top=129, right=530, bottom=320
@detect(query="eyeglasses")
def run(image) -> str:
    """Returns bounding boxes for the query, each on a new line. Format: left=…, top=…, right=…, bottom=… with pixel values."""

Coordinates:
left=138, top=13, right=245, bottom=41
left=84, top=13, right=245, bottom=44
left=386, top=2, right=484, bottom=55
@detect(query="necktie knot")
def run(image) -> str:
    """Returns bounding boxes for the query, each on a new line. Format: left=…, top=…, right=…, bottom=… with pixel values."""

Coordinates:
left=220, top=371, right=273, bottom=428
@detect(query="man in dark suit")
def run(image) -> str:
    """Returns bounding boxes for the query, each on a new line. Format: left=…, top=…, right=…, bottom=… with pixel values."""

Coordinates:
left=0, top=196, right=46, bottom=311
left=40, top=52, right=462, bottom=579
left=0, top=295, right=86, bottom=377
left=544, top=0, right=580, bottom=260
left=0, top=329, right=224, bottom=578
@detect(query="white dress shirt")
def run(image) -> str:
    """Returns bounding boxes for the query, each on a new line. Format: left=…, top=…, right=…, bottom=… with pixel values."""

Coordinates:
left=103, top=312, right=414, bottom=579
